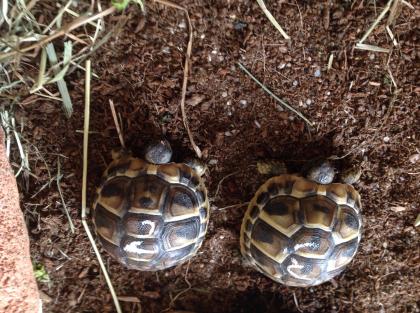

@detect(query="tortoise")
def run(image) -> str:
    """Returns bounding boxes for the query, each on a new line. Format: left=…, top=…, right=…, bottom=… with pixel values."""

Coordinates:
left=240, top=160, right=362, bottom=287
left=92, top=140, right=210, bottom=271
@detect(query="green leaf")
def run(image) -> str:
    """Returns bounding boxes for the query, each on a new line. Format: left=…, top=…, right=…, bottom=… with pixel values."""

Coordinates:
left=33, top=263, right=50, bottom=284
left=111, top=0, right=144, bottom=11
left=111, top=0, right=131, bottom=10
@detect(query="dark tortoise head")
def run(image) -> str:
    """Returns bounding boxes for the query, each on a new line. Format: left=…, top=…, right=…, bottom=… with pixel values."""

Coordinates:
left=144, top=139, right=173, bottom=164
left=306, top=161, right=335, bottom=185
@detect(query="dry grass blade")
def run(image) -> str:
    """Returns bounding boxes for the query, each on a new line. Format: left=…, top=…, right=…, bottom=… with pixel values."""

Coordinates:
left=81, top=60, right=122, bottom=313
left=327, top=53, right=334, bottom=71
left=358, top=0, right=393, bottom=44
left=45, top=43, right=73, bottom=117
left=256, top=0, right=290, bottom=40
left=355, top=43, right=390, bottom=53
left=0, top=6, right=117, bottom=61
left=386, top=26, right=398, bottom=46
left=415, top=214, right=420, bottom=227
left=154, top=0, right=202, bottom=158
left=387, top=0, right=402, bottom=25
left=109, top=99, right=126, bottom=149
left=237, top=62, right=313, bottom=127
left=56, top=157, right=75, bottom=233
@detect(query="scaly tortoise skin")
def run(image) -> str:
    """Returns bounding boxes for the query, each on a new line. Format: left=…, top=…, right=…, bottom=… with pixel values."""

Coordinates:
left=240, top=174, right=362, bottom=287
left=93, top=154, right=209, bottom=271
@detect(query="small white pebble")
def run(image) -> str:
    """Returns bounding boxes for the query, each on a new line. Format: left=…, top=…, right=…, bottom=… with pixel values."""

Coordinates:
left=326, top=91, right=331, bottom=96
left=293, top=80, right=298, bottom=87
left=226, top=100, right=231, bottom=106
left=200, top=34, right=205, bottom=39
left=306, top=99, right=312, bottom=105
left=409, top=154, right=420, bottom=163
left=239, top=99, right=248, bottom=108
left=162, top=47, right=170, bottom=54
left=286, top=63, right=291, bottom=68
left=383, top=136, right=390, bottom=143
left=314, top=68, right=321, bottom=77
left=211, top=49, right=218, bottom=55
left=222, top=91, right=228, bottom=98
left=178, top=21, right=186, bottom=29
left=278, top=63, right=286, bottom=69
left=208, top=159, right=218, bottom=165
left=369, top=53, right=375, bottom=60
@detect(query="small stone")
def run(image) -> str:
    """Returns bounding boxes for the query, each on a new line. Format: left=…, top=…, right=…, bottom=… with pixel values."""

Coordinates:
left=208, top=159, right=218, bottom=165
left=314, top=68, right=321, bottom=77
left=326, top=91, right=331, bottom=96
left=383, top=136, right=390, bottom=143
left=222, top=91, right=228, bottom=98
left=234, top=21, right=247, bottom=31
left=278, top=63, right=286, bottom=69
left=239, top=99, right=248, bottom=108
left=162, top=47, right=170, bottom=54
left=306, top=99, right=312, bottom=105
left=293, top=80, right=298, bottom=87
left=409, top=153, right=420, bottom=163
left=178, top=21, right=186, bottom=29
left=200, top=34, right=205, bottom=39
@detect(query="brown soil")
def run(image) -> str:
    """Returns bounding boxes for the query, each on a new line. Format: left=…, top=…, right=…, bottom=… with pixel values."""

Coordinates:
left=10, top=1, right=419, bottom=312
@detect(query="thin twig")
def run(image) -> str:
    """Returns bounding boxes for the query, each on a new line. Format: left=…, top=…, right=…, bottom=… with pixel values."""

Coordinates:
left=237, top=62, right=313, bottom=127
left=109, top=99, right=126, bottom=148
left=216, top=202, right=249, bottom=211
left=56, top=157, right=75, bottom=233
left=256, top=0, right=290, bottom=40
left=81, top=60, right=122, bottom=313
left=153, top=0, right=202, bottom=158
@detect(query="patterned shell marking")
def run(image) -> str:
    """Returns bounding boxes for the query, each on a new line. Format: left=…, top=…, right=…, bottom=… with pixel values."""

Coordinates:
left=93, top=156, right=209, bottom=271
left=240, top=174, right=362, bottom=287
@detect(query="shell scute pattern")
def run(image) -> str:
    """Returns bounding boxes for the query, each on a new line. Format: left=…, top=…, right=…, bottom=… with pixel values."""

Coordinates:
left=93, top=156, right=209, bottom=271
left=241, top=174, right=362, bottom=286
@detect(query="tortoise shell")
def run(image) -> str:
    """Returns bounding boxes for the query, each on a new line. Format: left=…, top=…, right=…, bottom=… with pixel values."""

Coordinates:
left=240, top=174, right=362, bottom=287
left=93, top=154, right=209, bottom=271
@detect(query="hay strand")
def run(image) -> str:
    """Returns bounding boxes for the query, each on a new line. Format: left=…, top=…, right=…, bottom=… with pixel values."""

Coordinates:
left=81, top=60, right=122, bottom=313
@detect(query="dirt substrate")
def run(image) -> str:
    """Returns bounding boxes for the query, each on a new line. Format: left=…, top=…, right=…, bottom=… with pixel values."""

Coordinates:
left=10, top=1, right=419, bottom=312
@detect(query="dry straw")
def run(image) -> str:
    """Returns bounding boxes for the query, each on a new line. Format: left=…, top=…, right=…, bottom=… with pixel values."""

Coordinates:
left=81, top=60, right=122, bottom=313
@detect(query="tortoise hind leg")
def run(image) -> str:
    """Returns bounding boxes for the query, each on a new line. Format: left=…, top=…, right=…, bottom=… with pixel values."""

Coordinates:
left=257, top=160, right=287, bottom=176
